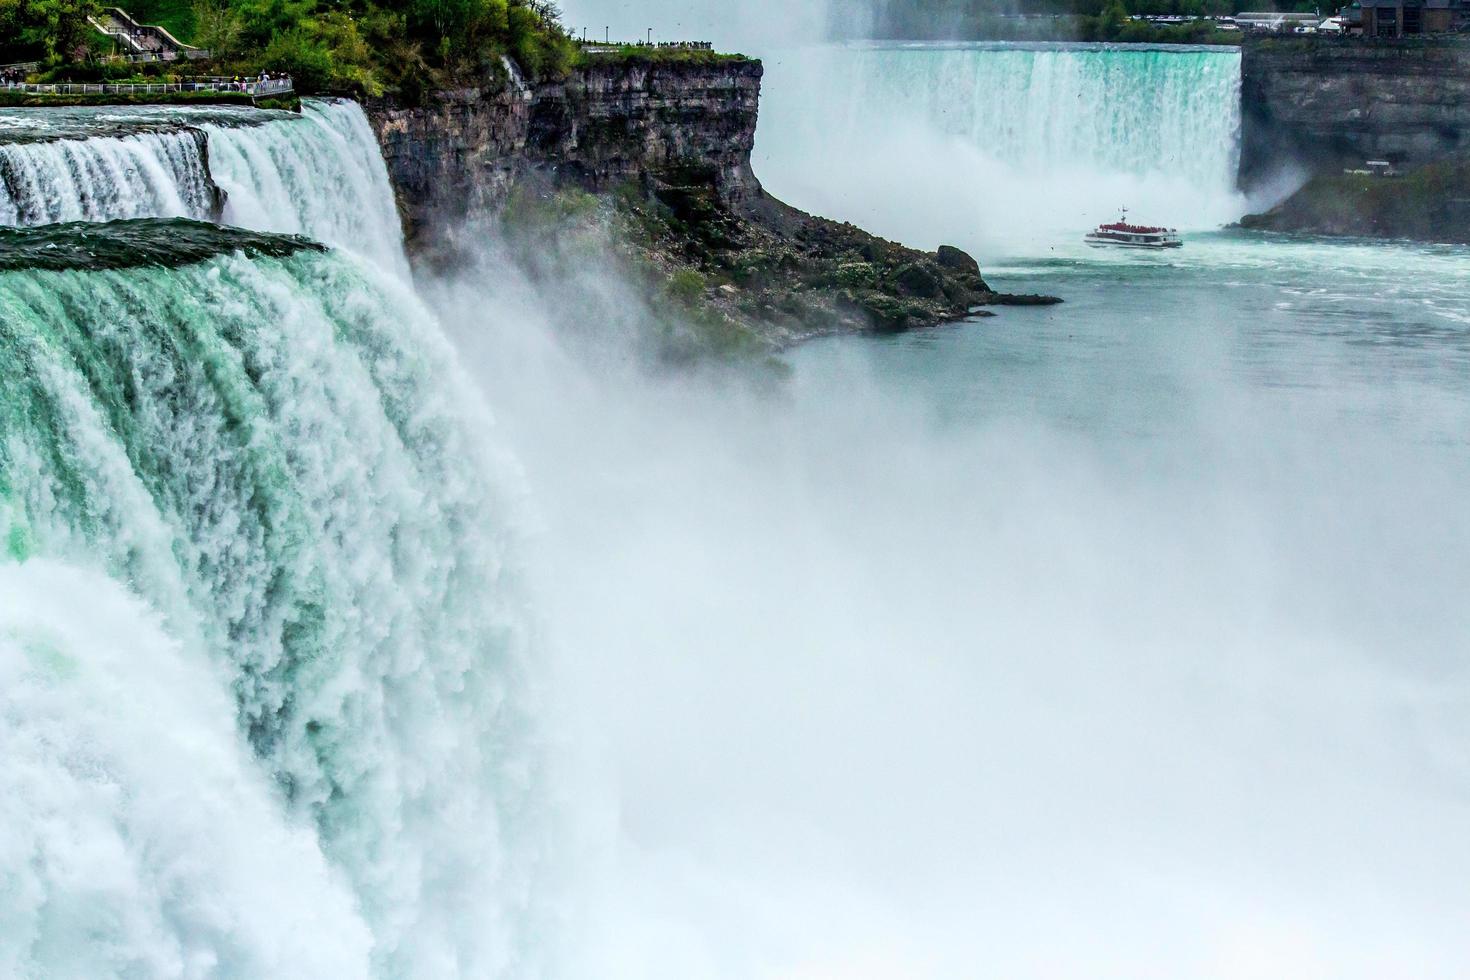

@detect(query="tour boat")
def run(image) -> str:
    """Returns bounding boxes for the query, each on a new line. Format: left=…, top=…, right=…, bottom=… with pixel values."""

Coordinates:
left=1084, top=211, right=1182, bottom=249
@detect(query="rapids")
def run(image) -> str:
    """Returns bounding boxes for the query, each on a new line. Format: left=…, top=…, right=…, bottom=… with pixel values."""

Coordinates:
left=0, top=99, right=405, bottom=271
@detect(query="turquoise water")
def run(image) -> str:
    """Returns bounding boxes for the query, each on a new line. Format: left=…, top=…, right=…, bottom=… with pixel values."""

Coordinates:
left=0, top=186, right=542, bottom=977
left=821, top=231, right=1470, bottom=433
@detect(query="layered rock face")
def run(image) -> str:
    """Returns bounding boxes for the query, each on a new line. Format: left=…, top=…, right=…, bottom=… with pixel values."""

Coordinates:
left=364, top=59, right=763, bottom=240
left=1240, top=37, right=1470, bottom=188
left=363, top=57, right=1055, bottom=341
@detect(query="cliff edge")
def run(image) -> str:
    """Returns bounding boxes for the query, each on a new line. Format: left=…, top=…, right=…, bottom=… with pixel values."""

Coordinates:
left=363, top=58, right=1054, bottom=350
left=1240, top=37, right=1470, bottom=190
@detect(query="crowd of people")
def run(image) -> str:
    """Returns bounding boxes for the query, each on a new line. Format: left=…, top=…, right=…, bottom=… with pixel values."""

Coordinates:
left=181, top=72, right=289, bottom=93
left=1, top=67, right=31, bottom=88
left=578, top=38, right=716, bottom=50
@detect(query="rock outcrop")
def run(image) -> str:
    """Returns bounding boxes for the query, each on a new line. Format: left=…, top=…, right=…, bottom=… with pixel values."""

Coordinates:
left=365, top=59, right=762, bottom=242
left=1240, top=37, right=1470, bottom=190
left=363, top=57, right=1056, bottom=343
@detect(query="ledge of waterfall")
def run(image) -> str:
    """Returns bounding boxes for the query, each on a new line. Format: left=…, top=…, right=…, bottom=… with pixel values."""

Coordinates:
left=0, top=218, right=326, bottom=272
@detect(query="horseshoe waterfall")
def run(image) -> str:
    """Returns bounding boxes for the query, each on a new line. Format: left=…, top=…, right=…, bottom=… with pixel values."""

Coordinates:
left=757, top=43, right=1246, bottom=249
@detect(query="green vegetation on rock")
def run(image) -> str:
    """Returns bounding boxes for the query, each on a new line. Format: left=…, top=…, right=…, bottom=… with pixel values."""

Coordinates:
left=1240, top=160, right=1470, bottom=244
left=190, top=0, right=578, bottom=96
left=577, top=45, right=753, bottom=66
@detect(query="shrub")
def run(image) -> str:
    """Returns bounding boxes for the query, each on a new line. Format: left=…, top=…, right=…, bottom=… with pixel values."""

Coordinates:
left=668, top=268, right=707, bottom=305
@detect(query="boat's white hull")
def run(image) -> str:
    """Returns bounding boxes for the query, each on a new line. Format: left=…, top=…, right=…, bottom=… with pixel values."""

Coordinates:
left=1084, top=235, right=1183, bottom=249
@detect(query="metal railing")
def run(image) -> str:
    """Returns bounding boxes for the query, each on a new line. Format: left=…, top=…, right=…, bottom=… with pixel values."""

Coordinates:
left=581, top=40, right=715, bottom=54
left=109, top=49, right=214, bottom=63
left=0, top=76, right=293, bottom=97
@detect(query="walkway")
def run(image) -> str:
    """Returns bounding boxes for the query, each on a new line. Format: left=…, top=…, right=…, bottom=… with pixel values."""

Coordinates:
left=1, top=76, right=294, bottom=100
left=88, top=6, right=209, bottom=61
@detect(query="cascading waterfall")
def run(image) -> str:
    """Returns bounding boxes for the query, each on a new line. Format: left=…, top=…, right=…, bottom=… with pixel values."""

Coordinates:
left=0, top=220, right=544, bottom=976
left=0, top=128, right=216, bottom=226
left=756, top=42, right=1246, bottom=251
left=0, top=99, right=406, bottom=272
left=851, top=44, right=1239, bottom=187
left=203, top=100, right=410, bottom=274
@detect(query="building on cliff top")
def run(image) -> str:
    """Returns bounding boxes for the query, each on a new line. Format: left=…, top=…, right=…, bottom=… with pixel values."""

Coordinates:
left=1359, top=0, right=1467, bottom=36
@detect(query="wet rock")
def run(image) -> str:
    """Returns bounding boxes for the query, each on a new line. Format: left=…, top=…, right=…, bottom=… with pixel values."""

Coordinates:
left=987, top=293, right=1064, bottom=306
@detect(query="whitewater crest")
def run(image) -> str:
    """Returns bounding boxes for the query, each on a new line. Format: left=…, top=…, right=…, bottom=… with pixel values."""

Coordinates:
left=0, top=99, right=406, bottom=272
left=0, top=128, right=216, bottom=226
left=0, top=102, right=545, bottom=976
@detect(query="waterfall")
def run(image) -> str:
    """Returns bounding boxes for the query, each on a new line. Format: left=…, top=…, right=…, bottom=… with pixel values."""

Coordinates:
left=203, top=100, right=410, bottom=275
left=0, top=221, right=542, bottom=977
left=756, top=42, right=1245, bottom=251
left=0, top=99, right=407, bottom=273
left=0, top=129, right=216, bottom=226
left=845, top=43, right=1241, bottom=187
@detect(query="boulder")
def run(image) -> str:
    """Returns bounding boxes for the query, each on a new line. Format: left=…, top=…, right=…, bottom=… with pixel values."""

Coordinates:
left=892, top=262, right=944, bottom=299
left=935, top=244, right=980, bottom=276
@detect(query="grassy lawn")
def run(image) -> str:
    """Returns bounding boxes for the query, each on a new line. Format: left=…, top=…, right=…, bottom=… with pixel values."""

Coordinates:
left=115, top=0, right=199, bottom=43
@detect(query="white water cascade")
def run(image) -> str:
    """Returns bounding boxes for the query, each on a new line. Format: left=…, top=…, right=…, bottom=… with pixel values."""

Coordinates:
left=756, top=42, right=1246, bottom=252
left=203, top=100, right=410, bottom=274
left=0, top=129, right=215, bottom=226
left=0, top=99, right=407, bottom=272
left=0, top=96, right=531, bottom=976
left=0, top=239, right=544, bottom=977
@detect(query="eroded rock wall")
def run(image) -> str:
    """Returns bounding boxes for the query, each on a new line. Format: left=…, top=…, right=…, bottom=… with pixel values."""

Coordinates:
left=364, top=59, right=763, bottom=242
left=1240, top=37, right=1470, bottom=188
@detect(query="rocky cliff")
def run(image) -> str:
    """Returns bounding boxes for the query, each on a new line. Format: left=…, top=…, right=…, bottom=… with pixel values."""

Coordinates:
left=362, top=57, right=1055, bottom=347
left=1240, top=37, right=1470, bottom=189
left=364, top=59, right=763, bottom=241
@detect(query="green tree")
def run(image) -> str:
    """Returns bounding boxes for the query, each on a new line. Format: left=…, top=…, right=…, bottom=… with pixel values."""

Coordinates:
left=1098, top=0, right=1129, bottom=36
left=0, top=0, right=102, bottom=62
